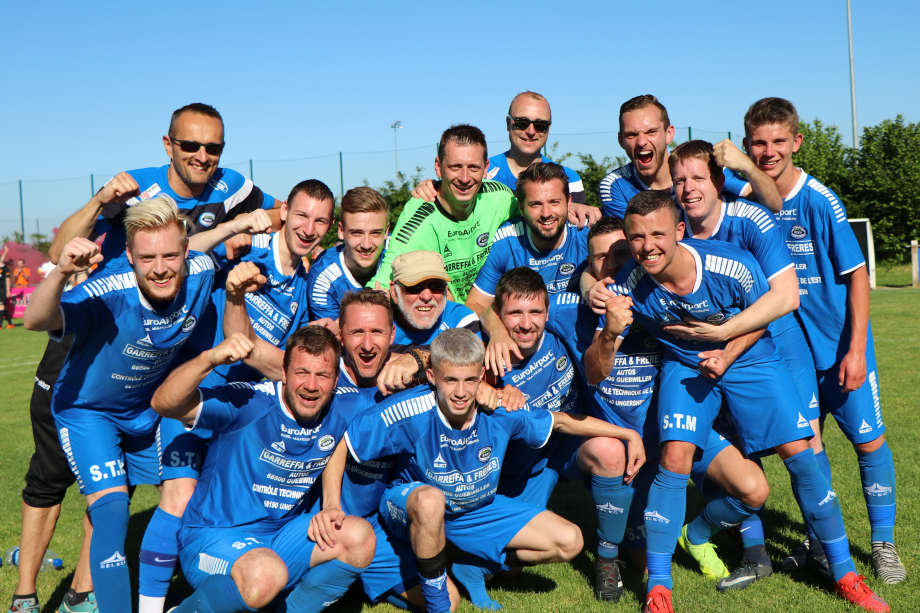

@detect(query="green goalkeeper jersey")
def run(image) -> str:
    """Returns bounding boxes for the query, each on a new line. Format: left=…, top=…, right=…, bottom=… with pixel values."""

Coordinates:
left=370, top=180, right=517, bottom=303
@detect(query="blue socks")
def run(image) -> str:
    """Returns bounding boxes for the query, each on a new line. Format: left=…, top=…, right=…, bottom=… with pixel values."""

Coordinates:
left=279, top=559, right=362, bottom=613
left=739, top=507, right=766, bottom=549
left=686, top=493, right=759, bottom=545
left=174, top=575, right=254, bottom=613
left=590, top=474, right=633, bottom=560
left=784, top=449, right=856, bottom=581
left=139, top=507, right=182, bottom=599
left=815, top=449, right=833, bottom=486
left=451, top=556, right=502, bottom=610
left=644, top=467, right=689, bottom=591
left=857, top=441, right=897, bottom=543
left=88, top=492, right=132, bottom=613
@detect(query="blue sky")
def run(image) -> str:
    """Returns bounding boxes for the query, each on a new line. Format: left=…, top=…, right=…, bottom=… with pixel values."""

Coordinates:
left=0, top=0, right=916, bottom=237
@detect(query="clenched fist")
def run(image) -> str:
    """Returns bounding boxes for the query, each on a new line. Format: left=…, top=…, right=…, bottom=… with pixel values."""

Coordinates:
left=58, top=237, right=103, bottom=275
left=226, top=261, right=266, bottom=296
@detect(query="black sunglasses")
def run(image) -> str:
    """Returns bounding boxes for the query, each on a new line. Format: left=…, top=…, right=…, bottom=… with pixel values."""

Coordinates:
left=508, top=115, right=552, bottom=133
left=170, top=138, right=225, bottom=156
left=398, top=279, right=448, bottom=294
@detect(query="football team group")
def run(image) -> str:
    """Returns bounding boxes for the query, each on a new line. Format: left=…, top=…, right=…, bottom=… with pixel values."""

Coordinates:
left=7, top=91, right=902, bottom=613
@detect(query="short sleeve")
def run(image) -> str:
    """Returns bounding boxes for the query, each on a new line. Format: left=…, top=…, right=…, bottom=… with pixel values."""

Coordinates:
left=741, top=217, right=794, bottom=281
left=471, top=244, right=508, bottom=298
left=564, top=167, right=586, bottom=204
left=826, top=210, right=866, bottom=276
left=195, top=385, right=247, bottom=433
left=493, top=407, right=554, bottom=449
left=344, top=409, right=420, bottom=463
left=722, top=169, right=749, bottom=198
left=55, top=289, right=104, bottom=341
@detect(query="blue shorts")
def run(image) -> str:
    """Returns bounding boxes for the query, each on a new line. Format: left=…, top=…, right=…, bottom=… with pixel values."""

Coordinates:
left=179, top=513, right=316, bottom=591
left=53, top=407, right=161, bottom=495
left=774, top=324, right=820, bottom=422
left=380, top=483, right=543, bottom=563
left=159, top=417, right=211, bottom=481
left=656, top=358, right=813, bottom=456
left=817, top=330, right=885, bottom=444
left=360, top=515, right=418, bottom=602
left=497, top=433, right=583, bottom=508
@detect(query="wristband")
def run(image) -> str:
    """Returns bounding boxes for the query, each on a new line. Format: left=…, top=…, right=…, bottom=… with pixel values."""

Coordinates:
left=408, top=349, right=427, bottom=372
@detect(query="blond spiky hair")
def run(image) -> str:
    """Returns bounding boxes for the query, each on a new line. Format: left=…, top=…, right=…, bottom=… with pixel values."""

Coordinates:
left=124, top=195, right=190, bottom=245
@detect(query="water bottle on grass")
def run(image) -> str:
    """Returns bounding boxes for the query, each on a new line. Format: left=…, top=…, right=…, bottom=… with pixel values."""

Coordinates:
left=4, top=547, right=63, bottom=570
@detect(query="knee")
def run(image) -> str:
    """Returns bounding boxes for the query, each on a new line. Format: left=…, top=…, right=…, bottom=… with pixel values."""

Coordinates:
left=660, top=443, right=694, bottom=474
left=554, top=521, right=584, bottom=562
left=579, top=437, right=626, bottom=477
left=735, top=471, right=769, bottom=509
left=854, top=434, right=885, bottom=455
left=407, top=487, right=446, bottom=525
left=337, top=516, right=376, bottom=568
left=158, top=478, right=198, bottom=517
left=231, top=549, right=288, bottom=609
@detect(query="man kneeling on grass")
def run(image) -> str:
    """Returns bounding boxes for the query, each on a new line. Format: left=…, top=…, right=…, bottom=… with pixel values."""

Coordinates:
left=314, top=328, right=645, bottom=611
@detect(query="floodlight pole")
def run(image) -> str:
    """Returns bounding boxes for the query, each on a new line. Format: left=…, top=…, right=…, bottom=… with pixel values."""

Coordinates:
left=391, top=121, right=403, bottom=182
left=847, top=0, right=859, bottom=148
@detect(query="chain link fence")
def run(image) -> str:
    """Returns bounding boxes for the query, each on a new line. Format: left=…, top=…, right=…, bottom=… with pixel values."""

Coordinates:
left=0, top=127, right=742, bottom=242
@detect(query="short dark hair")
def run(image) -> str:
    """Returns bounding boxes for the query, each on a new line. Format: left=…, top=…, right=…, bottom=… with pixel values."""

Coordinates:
left=515, top=162, right=570, bottom=204
left=625, top=190, right=680, bottom=225
left=168, top=103, right=224, bottom=139
left=668, top=140, right=722, bottom=185
left=494, top=267, right=549, bottom=313
left=287, top=179, right=335, bottom=206
left=586, top=216, right=626, bottom=250
left=438, top=124, right=488, bottom=162
left=619, top=95, right=670, bottom=132
left=339, top=288, right=394, bottom=328
left=744, top=97, right=800, bottom=140
left=283, top=325, right=341, bottom=373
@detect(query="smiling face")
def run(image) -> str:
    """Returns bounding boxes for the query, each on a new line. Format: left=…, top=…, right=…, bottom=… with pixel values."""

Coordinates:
left=744, top=123, right=803, bottom=194
left=164, top=112, right=224, bottom=192
left=282, top=192, right=334, bottom=258
left=588, top=229, right=633, bottom=280
left=126, top=224, right=188, bottom=304
left=671, top=157, right=724, bottom=224
left=624, top=209, right=684, bottom=279
left=435, top=142, right=487, bottom=210
left=519, top=178, right=569, bottom=248
left=428, top=361, right=484, bottom=424
left=281, top=348, right=337, bottom=421
left=498, top=293, right=547, bottom=355
left=340, top=303, right=394, bottom=384
left=507, top=96, right=552, bottom=156
left=619, top=106, right=674, bottom=184
left=390, top=279, right=448, bottom=331
left=338, top=210, right=388, bottom=275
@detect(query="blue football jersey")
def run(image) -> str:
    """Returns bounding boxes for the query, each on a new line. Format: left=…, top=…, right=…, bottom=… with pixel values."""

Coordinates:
left=485, top=152, right=586, bottom=203
left=681, top=197, right=798, bottom=336
left=307, top=244, right=375, bottom=321
left=178, top=381, right=369, bottom=539
left=94, top=165, right=275, bottom=268
left=392, top=301, right=481, bottom=352
left=344, top=384, right=554, bottom=513
left=605, top=239, right=776, bottom=369
left=546, top=293, right=659, bottom=434
left=599, top=162, right=748, bottom=219
left=771, top=172, right=868, bottom=370
left=472, top=218, right=588, bottom=297
left=494, top=331, right=580, bottom=482
left=51, top=251, right=216, bottom=427
left=186, top=232, right=309, bottom=386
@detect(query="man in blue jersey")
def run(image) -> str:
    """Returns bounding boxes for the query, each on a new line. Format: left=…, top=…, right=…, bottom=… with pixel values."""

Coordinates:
left=466, top=163, right=588, bottom=354
left=23, top=197, right=219, bottom=613
left=660, top=140, right=827, bottom=588
left=389, top=251, right=481, bottom=353
left=308, top=187, right=389, bottom=329
left=150, top=326, right=376, bottom=613
left=11, top=103, right=282, bottom=613
left=455, top=267, right=646, bottom=606
left=587, top=191, right=887, bottom=613
left=597, top=95, right=778, bottom=220
left=317, top=328, right=645, bottom=612
left=731, top=97, right=903, bottom=584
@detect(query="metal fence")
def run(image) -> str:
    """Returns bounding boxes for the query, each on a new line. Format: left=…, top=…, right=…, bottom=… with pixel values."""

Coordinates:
left=0, top=126, right=742, bottom=242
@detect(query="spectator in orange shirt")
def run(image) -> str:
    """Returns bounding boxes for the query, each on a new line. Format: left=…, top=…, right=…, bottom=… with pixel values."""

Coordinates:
left=12, top=259, right=30, bottom=286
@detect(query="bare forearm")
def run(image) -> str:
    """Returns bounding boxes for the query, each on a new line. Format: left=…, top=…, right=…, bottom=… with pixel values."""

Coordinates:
left=585, top=330, right=619, bottom=384
left=720, top=273, right=798, bottom=339
left=580, top=268, right=599, bottom=300
left=743, top=166, right=783, bottom=214
left=722, top=327, right=766, bottom=365
left=49, top=197, right=104, bottom=263
left=322, top=443, right=348, bottom=511
left=24, top=270, right=69, bottom=330
left=188, top=221, right=239, bottom=253
left=553, top=411, right=635, bottom=442
left=846, top=266, right=870, bottom=354
left=479, top=306, right=505, bottom=340
left=151, top=353, right=212, bottom=421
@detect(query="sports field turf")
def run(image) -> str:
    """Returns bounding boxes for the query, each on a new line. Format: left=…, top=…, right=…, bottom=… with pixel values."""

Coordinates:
left=1, top=289, right=918, bottom=612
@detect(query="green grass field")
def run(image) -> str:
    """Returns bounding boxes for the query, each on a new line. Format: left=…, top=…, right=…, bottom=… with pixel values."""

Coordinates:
left=1, top=290, right=918, bottom=612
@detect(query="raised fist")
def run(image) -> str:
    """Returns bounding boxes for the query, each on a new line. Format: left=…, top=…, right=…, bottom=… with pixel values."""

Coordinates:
left=226, top=261, right=266, bottom=296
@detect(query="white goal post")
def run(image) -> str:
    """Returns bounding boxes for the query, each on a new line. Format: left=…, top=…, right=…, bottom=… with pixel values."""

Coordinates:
left=848, top=218, right=876, bottom=289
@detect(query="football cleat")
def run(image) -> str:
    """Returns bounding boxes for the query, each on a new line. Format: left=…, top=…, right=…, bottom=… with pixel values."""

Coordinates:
left=677, top=524, right=729, bottom=580
left=834, top=572, right=889, bottom=612
left=871, top=541, right=907, bottom=584
left=642, top=586, right=674, bottom=613
left=594, top=557, right=625, bottom=602
left=717, top=559, right=773, bottom=592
